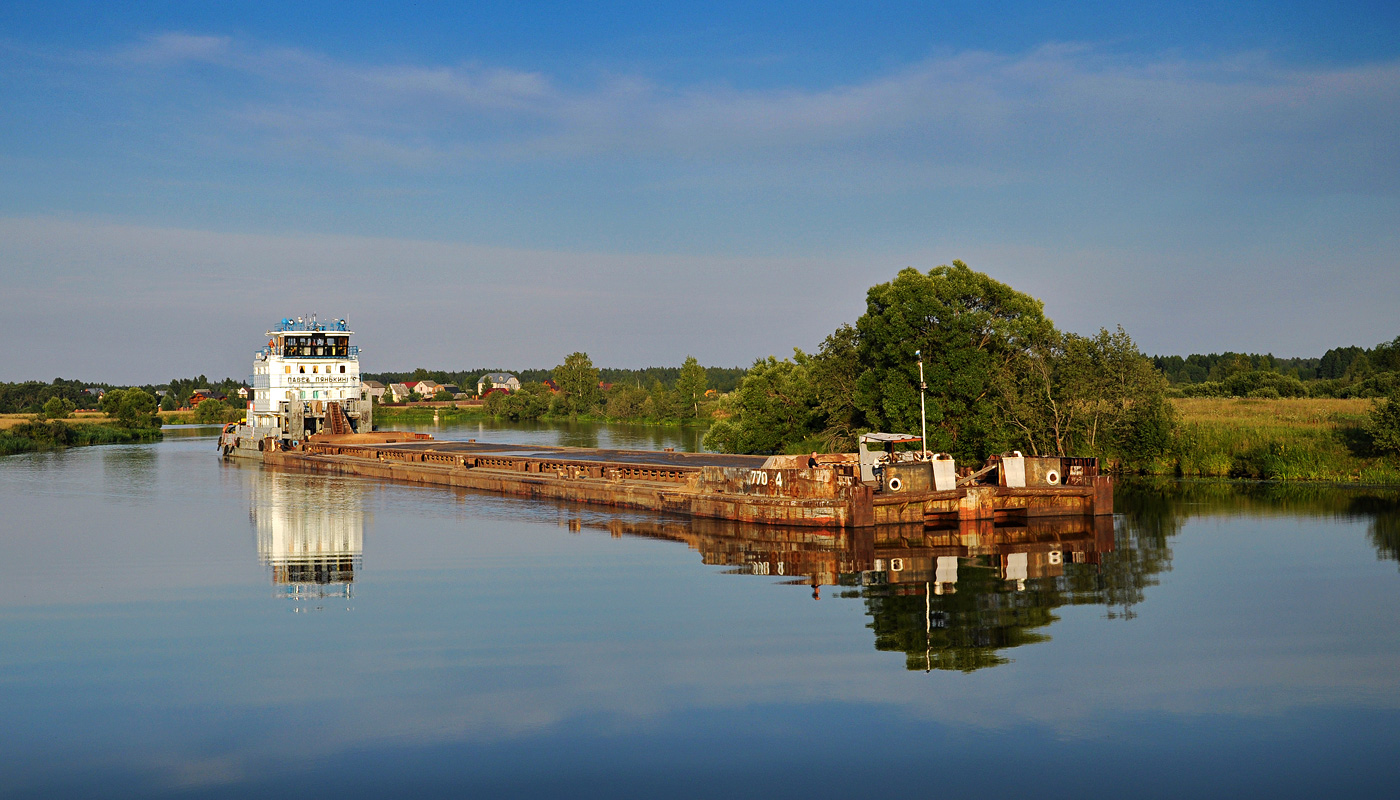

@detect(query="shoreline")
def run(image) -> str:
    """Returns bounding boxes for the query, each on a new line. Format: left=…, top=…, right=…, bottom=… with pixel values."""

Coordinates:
left=372, top=403, right=710, bottom=429
left=0, top=418, right=163, bottom=456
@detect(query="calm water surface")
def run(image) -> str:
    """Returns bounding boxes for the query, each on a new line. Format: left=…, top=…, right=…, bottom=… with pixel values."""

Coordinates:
left=2, top=425, right=1399, bottom=798
left=390, top=415, right=710, bottom=451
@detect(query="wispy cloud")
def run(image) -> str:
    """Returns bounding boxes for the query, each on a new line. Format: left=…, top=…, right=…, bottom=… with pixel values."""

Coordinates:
left=87, top=33, right=1400, bottom=193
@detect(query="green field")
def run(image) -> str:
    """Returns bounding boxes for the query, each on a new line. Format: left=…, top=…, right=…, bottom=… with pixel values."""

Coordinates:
left=1167, top=397, right=1399, bottom=483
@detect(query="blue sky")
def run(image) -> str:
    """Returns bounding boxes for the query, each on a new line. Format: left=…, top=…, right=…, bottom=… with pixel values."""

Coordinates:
left=1, top=1, right=1398, bottom=382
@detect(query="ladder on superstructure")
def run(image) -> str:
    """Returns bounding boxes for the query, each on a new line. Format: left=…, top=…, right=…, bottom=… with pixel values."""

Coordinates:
left=325, top=401, right=352, bottom=436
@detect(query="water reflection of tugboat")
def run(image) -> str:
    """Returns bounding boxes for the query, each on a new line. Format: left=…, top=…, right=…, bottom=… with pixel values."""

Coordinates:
left=249, top=468, right=364, bottom=602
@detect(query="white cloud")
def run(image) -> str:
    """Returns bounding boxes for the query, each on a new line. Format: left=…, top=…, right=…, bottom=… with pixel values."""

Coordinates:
left=90, top=34, right=1400, bottom=193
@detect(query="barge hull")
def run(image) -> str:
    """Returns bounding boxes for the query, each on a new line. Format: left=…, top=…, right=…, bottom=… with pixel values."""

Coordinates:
left=257, top=439, right=1112, bottom=528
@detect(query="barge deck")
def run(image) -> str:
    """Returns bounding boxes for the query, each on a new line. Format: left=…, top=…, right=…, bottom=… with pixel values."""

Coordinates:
left=255, top=435, right=1112, bottom=529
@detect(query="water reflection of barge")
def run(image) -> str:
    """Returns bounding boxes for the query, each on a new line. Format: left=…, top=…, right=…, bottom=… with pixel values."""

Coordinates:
left=588, top=513, right=1131, bottom=672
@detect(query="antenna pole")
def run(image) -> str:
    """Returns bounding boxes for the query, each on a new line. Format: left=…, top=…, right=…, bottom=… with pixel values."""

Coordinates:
left=917, top=351, right=928, bottom=460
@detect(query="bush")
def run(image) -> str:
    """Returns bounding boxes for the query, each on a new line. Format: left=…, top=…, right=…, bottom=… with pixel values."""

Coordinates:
left=1179, top=381, right=1226, bottom=398
left=100, top=388, right=161, bottom=429
left=195, top=398, right=242, bottom=424
left=41, top=397, right=76, bottom=419
left=1222, top=371, right=1308, bottom=398
left=1110, top=396, right=1178, bottom=471
left=606, top=386, right=649, bottom=420
left=1342, top=372, right=1400, bottom=399
left=1370, top=389, right=1400, bottom=456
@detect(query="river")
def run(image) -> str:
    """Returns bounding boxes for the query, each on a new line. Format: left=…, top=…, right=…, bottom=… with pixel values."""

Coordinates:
left=1, top=423, right=1398, bottom=798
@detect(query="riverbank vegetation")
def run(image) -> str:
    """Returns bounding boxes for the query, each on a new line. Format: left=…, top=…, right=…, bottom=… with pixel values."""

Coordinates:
left=157, top=399, right=247, bottom=425
left=1167, top=396, right=1400, bottom=482
left=0, top=420, right=162, bottom=456
left=0, top=388, right=164, bottom=456
left=364, top=363, right=748, bottom=396
left=482, top=354, right=716, bottom=424
left=0, top=375, right=248, bottom=415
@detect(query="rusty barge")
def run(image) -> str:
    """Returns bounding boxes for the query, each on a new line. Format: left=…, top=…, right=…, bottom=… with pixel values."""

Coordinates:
left=249, top=432, right=1111, bottom=529
left=220, top=315, right=1110, bottom=528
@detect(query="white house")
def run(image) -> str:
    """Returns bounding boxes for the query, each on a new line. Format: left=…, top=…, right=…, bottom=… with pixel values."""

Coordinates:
left=477, top=373, right=521, bottom=394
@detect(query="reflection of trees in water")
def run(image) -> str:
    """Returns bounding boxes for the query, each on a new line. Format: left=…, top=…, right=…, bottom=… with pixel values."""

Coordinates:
left=1098, top=482, right=1185, bottom=620
left=862, top=515, right=1173, bottom=672
left=1119, top=478, right=1400, bottom=570
left=865, top=568, right=1058, bottom=672
left=860, top=477, right=1400, bottom=671
left=1368, top=513, right=1400, bottom=568
left=555, top=422, right=601, bottom=450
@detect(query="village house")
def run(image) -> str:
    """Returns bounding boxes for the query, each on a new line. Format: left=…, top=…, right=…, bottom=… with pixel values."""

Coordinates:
left=388, top=383, right=413, bottom=403
left=413, top=379, right=444, bottom=398
left=477, top=373, right=521, bottom=394
left=361, top=380, right=386, bottom=402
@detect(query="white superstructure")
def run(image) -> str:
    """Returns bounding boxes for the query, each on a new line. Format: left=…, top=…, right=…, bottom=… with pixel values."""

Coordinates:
left=248, top=315, right=361, bottom=429
left=220, top=315, right=372, bottom=457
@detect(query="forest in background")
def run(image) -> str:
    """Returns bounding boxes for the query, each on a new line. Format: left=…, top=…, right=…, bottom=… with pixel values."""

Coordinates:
left=363, top=365, right=749, bottom=395
left=1154, top=339, right=1400, bottom=399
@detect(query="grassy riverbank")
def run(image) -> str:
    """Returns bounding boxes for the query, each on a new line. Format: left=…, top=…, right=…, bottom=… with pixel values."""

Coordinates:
left=0, top=418, right=163, bottom=456
left=1165, top=397, right=1400, bottom=483
left=373, top=404, right=490, bottom=424
left=372, top=403, right=708, bottom=429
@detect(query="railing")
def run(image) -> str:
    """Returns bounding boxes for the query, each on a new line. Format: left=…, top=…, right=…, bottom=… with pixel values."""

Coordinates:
left=271, top=317, right=351, bottom=333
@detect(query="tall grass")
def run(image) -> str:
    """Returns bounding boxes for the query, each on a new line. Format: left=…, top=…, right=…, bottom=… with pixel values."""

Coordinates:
left=0, top=420, right=162, bottom=457
left=1166, top=397, right=1400, bottom=483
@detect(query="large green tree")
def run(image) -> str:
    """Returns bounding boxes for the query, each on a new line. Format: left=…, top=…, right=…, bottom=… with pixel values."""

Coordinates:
left=100, top=388, right=161, bottom=429
left=553, top=352, right=600, bottom=416
left=41, top=397, right=76, bottom=419
left=707, top=261, right=1170, bottom=464
left=850, top=262, right=1053, bottom=462
left=809, top=324, right=862, bottom=451
left=702, top=353, right=821, bottom=454
left=675, top=355, right=708, bottom=419
left=1004, top=326, right=1174, bottom=464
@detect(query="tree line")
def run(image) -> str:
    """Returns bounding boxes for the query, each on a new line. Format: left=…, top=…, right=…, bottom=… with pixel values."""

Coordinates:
left=480, top=354, right=714, bottom=423
left=363, top=364, right=749, bottom=395
left=1153, top=337, right=1400, bottom=399
left=0, top=375, right=247, bottom=415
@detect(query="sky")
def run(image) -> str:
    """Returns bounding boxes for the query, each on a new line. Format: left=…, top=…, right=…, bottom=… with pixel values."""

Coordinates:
left=1, top=1, right=1398, bottom=384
